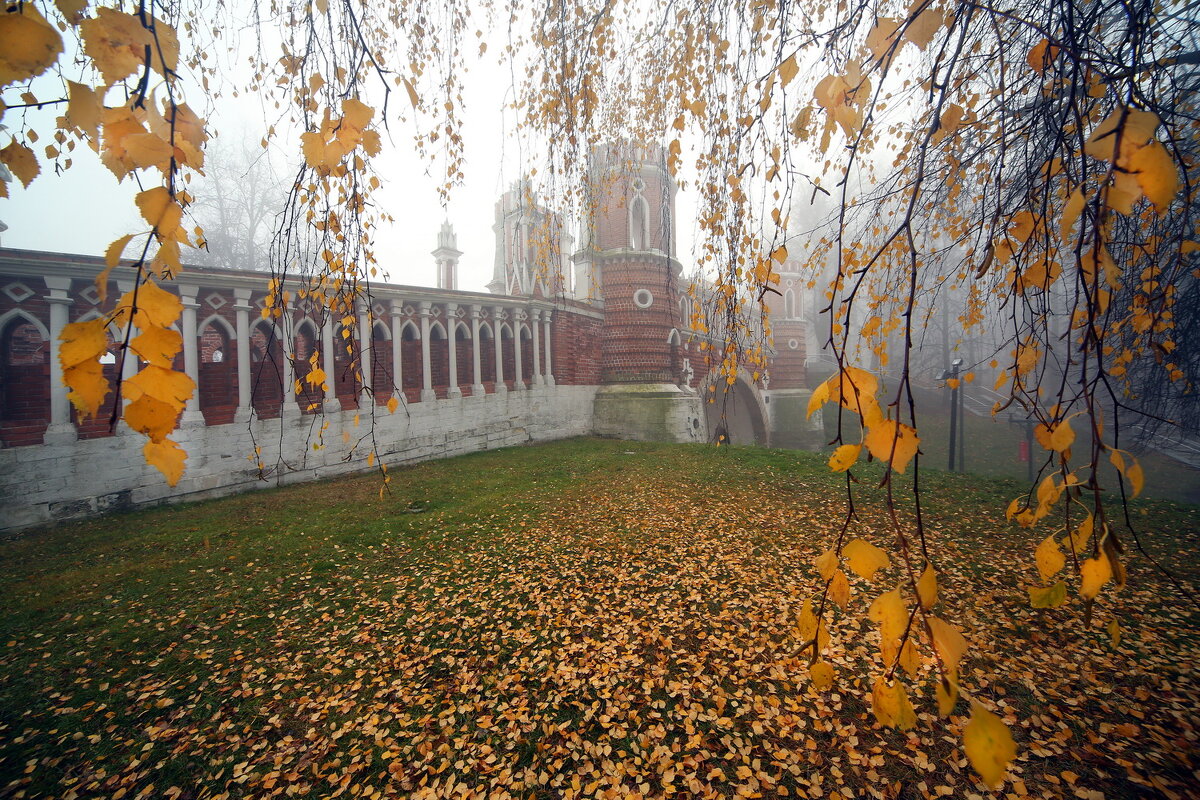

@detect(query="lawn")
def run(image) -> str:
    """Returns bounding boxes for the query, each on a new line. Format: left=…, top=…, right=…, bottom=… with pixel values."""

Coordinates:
left=1, top=438, right=1196, bottom=799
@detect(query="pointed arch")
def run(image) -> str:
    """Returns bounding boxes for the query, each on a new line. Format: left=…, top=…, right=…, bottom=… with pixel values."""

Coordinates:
left=629, top=195, right=650, bottom=250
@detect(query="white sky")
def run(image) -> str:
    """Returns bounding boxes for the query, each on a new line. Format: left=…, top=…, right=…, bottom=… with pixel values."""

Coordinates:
left=0, top=14, right=700, bottom=295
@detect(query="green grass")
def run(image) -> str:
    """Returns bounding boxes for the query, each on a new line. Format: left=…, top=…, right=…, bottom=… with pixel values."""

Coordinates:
left=1, top=438, right=1196, bottom=799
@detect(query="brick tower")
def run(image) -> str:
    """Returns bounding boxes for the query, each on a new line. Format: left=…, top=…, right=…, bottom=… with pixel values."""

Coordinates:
left=585, top=143, right=703, bottom=441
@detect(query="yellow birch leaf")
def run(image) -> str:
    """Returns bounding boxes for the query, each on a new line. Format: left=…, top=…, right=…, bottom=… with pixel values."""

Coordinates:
left=402, top=76, right=419, bottom=108
left=778, top=53, right=798, bottom=87
left=871, top=676, right=899, bottom=727
left=124, top=393, right=180, bottom=442
left=797, top=598, right=817, bottom=640
left=123, top=132, right=173, bottom=171
left=368, top=451, right=376, bottom=467
left=1107, top=619, right=1121, bottom=648
left=0, top=2, right=63, bottom=88
left=917, top=564, right=938, bottom=609
left=936, top=678, right=959, bottom=716
left=844, top=538, right=890, bottom=581
left=135, top=186, right=184, bottom=237
left=1035, top=534, right=1066, bottom=581
left=80, top=8, right=153, bottom=86
left=899, top=639, right=920, bottom=677
left=120, top=278, right=182, bottom=329
left=0, top=141, right=39, bottom=188
left=1061, top=188, right=1086, bottom=242
left=144, top=437, right=186, bottom=486
left=1126, top=459, right=1144, bottom=497
left=863, top=418, right=920, bottom=473
left=806, top=378, right=831, bottom=418
left=829, top=569, right=851, bottom=609
left=1079, top=554, right=1112, bottom=600
left=123, top=364, right=194, bottom=408
left=813, top=548, right=838, bottom=581
left=871, top=677, right=916, bottom=730
left=904, top=7, right=944, bottom=49
left=828, top=443, right=861, bottom=472
left=64, top=360, right=109, bottom=420
left=1084, top=108, right=1159, bottom=162
left=868, top=587, right=907, bottom=645
left=56, top=0, right=90, bottom=23
left=130, top=326, right=182, bottom=368
left=342, top=97, right=375, bottom=131
left=306, top=367, right=327, bottom=388
left=928, top=616, right=968, bottom=674
left=1069, top=514, right=1093, bottom=554
left=59, top=318, right=109, bottom=368
left=104, top=235, right=133, bottom=270
left=809, top=661, right=834, bottom=691
left=1128, top=141, right=1176, bottom=211
left=386, top=395, right=399, bottom=414
left=963, top=703, right=1017, bottom=788
left=1026, top=38, right=1058, bottom=73
left=1028, top=581, right=1067, bottom=608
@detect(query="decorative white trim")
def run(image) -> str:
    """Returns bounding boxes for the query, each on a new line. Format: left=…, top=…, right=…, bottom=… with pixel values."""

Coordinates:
left=0, top=308, right=50, bottom=341
left=633, top=288, right=654, bottom=309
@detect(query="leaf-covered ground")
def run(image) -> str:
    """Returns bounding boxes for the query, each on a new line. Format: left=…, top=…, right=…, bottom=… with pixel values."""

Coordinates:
left=1, top=438, right=1196, bottom=799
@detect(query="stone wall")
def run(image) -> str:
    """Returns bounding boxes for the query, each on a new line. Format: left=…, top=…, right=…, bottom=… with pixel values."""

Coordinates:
left=0, top=385, right=598, bottom=532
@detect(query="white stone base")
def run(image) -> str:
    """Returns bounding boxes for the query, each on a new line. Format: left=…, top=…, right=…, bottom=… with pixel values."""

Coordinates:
left=592, top=383, right=704, bottom=444
left=0, top=386, right=599, bottom=533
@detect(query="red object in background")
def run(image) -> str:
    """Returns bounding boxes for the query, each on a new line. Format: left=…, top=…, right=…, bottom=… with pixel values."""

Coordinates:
left=1019, top=439, right=1029, bottom=462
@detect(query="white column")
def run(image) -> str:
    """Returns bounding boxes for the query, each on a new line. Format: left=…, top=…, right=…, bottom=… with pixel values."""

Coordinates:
left=43, top=276, right=77, bottom=444
left=446, top=303, right=461, bottom=398
left=234, top=289, right=253, bottom=422
left=492, top=305, right=506, bottom=394
left=470, top=305, right=485, bottom=396
left=357, top=301, right=373, bottom=407
left=179, top=284, right=205, bottom=427
left=513, top=310, right=525, bottom=390
left=530, top=307, right=543, bottom=387
left=419, top=302, right=435, bottom=402
left=390, top=299, right=404, bottom=405
left=543, top=310, right=555, bottom=387
left=117, top=279, right=139, bottom=433
left=280, top=314, right=297, bottom=417
left=320, top=310, right=341, bottom=413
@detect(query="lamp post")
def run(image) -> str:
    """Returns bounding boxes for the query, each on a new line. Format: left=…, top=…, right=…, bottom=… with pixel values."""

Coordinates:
left=936, top=358, right=964, bottom=472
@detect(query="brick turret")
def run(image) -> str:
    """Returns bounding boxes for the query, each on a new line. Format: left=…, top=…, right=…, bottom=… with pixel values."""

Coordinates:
left=585, top=143, right=683, bottom=385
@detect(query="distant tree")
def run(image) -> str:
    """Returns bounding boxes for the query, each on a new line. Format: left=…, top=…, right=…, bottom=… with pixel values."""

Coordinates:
left=0, top=0, right=1196, bottom=787
left=186, top=134, right=290, bottom=272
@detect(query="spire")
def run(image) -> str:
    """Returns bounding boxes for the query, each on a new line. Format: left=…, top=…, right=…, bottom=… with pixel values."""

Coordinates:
left=432, top=220, right=462, bottom=290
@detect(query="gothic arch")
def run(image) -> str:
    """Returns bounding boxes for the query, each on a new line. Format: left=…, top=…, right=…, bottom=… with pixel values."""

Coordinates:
left=0, top=309, right=49, bottom=342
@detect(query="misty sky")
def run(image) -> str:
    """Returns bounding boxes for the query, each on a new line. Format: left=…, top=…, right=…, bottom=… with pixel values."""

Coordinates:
left=0, top=19, right=701, bottom=295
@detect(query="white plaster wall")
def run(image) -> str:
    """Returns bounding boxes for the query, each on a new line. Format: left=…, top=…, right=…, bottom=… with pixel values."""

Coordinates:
left=0, top=385, right=598, bottom=533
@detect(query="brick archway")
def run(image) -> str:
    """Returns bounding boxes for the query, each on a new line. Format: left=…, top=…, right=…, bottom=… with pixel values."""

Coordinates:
left=701, top=369, right=769, bottom=446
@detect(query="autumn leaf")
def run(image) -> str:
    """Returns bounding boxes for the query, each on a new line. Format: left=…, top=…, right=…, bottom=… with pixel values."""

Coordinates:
left=1079, top=554, right=1112, bottom=600
left=0, top=2, right=63, bottom=88
left=827, top=443, right=861, bottom=472
left=1035, top=535, right=1065, bottom=582
left=871, top=677, right=916, bottom=730
left=0, top=140, right=39, bottom=188
left=863, top=419, right=920, bottom=474
left=117, top=278, right=183, bottom=329
left=917, top=564, right=938, bottom=609
left=1028, top=581, right=1067, bottom=608
left=843, top=538, right=889, bottom=581
left=812, top=548, right=838, bottom=581
left=828, top=569, right=851, bottom=609
left=964, top=703, right=1017, bottom=788
left=927, top=616, right=968, bottom=676
left=80, top=8, right=154, bottom=86
left=130, top=326, right=183, bottom=368
left=809, top=660, right=834, bottom=691
left=144, top=437, right=187, bottom=486
left=60, top=318, right=112, bottom=420
left=124, top=394, right=181, bottom=442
